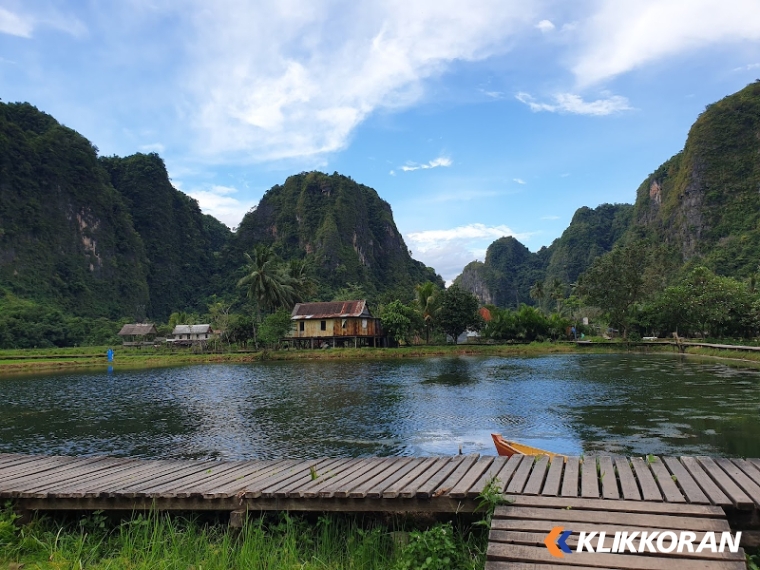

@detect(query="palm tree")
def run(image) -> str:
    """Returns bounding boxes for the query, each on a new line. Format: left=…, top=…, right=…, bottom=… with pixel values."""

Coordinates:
left=415, top=281, right=439, bottom=343
left=237, top=245, right=295, bottom=346
left=549, top=278, right=565, bottom=314
left=288, top=258, right=316, bottom=301
left=529, top=281, right=545, bottom=311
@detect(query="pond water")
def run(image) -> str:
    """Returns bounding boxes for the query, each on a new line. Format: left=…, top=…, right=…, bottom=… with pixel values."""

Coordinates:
left=1, top=354, right=759, bottom=460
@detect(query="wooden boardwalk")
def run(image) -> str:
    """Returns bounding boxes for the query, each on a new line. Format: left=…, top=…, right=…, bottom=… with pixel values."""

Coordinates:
left=2, top=452, right=760, bottom=514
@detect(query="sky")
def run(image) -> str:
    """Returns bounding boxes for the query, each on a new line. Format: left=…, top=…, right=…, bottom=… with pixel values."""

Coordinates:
left=2, top=1, right=760, bottom=283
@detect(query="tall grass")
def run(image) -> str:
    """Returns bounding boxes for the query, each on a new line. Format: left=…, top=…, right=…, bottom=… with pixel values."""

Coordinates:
left=0, top=506, right=490, bottom=570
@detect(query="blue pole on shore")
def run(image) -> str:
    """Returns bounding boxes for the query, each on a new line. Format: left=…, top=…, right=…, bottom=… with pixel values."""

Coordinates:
left=107, top=348, right=114, bottom=362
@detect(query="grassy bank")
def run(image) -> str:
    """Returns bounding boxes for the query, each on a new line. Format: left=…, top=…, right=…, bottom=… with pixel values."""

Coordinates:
left=0, top=342, right=634, bottom=373
left=0, top=506, right=490, bottom=570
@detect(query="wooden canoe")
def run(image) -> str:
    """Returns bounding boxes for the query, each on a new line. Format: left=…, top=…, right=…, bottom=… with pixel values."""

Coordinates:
left=491, top=433, right=565, bottom=458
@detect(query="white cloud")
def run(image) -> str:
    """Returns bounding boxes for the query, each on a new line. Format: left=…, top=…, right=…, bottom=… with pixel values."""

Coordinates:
left=0, top=8, right=32, bottom=37
left=513, top=178, right=526, bottom=184
left=541, top=215, right=560, bottom=220
left=535, top=19, right=555, bottom=32
left=407, top=223, right=532, bottom=282
left=399, top=156, right=452, bottom=172
left=733, top=62, right=760, bottom=71
left=186, top=185, right=258, bottom=229
left=571, top=0, right=760, bottom=87
left=516, top=91, right=632, bottom=116
left=180, top=0, right=538, bottom=162
left=0, top=6, right=85, bottom=38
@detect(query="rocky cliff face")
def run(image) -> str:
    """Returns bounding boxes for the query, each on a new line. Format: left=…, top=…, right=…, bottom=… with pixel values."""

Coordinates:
left=455, top=261, right=494, bottom=305
left=630, top=80, right=760, bottom=276
left=0, top=103, right=150, bottom=318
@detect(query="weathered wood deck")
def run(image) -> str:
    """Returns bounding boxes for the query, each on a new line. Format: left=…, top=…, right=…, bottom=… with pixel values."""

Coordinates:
left=2, top=453, right=760, bottom=514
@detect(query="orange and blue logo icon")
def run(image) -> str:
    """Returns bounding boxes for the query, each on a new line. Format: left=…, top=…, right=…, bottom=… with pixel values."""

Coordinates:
left=544, top=526, right=573, bottom=558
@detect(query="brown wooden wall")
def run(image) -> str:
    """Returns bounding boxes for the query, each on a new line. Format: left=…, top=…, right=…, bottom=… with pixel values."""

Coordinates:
left=287, top=317, right=381, bottom=338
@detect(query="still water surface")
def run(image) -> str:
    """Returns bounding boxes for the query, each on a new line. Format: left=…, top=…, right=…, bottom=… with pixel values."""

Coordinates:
left=1, top=354, right=759, bottom=459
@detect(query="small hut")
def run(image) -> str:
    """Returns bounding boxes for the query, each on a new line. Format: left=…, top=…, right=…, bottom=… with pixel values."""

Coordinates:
left=167, top=324, right=214, bottom=346
left=287, top=300, right=384, bottom=348
left=117, top=323, right=158, bottom=346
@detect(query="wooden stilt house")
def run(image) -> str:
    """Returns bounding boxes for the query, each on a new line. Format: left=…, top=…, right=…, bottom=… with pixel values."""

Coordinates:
left=287, top=300, right=385, bottom=348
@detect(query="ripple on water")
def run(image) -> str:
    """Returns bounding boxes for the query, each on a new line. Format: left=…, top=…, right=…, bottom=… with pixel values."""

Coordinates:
left=1, top=354, right=760, bottom=458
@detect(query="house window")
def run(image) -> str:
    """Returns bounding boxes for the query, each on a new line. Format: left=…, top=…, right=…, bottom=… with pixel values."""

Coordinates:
left=299, top=322, right=305, bottom=332
left=320, top=321, right=326, bottom=331
left=204, top=334, right=208, bottom=339
left=342, top=319, right=347, bottom=329
left=362, top=319, right=367, bottom=329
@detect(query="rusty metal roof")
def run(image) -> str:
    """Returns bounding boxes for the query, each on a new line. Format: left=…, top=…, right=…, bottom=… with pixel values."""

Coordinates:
left=291, top=300, right=372, bottom=320
left=118, top=324, right=158, bottom=336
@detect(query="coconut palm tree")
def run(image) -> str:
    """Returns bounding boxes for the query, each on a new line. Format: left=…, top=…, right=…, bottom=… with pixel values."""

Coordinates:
left=237, top=245, right=295, bottom=346
left=529, top=281, right=545, bottom=311
left=415, top=281, right=439, bottom=343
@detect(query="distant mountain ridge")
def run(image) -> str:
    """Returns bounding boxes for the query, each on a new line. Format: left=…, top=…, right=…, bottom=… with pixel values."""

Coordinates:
left=0, top=103, right=441, bottom=322
left=454, top=81, right=760, bottom=306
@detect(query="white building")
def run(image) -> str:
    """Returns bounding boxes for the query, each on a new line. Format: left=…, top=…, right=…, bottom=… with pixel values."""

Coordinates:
left=168, top=324, right=214, bottom=344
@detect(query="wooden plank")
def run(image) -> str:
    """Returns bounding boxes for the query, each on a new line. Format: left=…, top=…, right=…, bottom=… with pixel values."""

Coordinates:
left=71, top=460, right=209, bottom=498
left=382, top=457, right=439, bottom=499
left=116, top=462, right=220, bottom=497
left=491, top=517, right=724, bottom=536
left=506, top=455, right=533, bottom=494
left=0, top=455, right=47, bottom=470
left=522, top=455, right=549, bottom=496
left=318, top=458, right=394, bottom=498
left=178, top=461, right=283, bottom=497
left=0, top=456, right=83, bottom=483
left=247, top=458, right=345, bottom=499
left=678, top=457, right=732, bottom=507
left=732, top=458, right=760, bottom=496
left=487, top=543, right=746, bottom=569
left=647, top=458, right=685, bottom=503
left=287, top=458, right=366, bottom=498
left=0, top=457, right=113, bottom=494
left=202, top=460, right=302, bottom=499
left=541, top=456, right=563, bottom=497
left=488, top=530, right=744, bottom=561
left=465, top=456, right=509, bottom=499
left=15, top=458, right=141, bottom=498
left=261, top=458, right=348, bottom=498
left=560, top=456, right=579, bottom=497
left=597, top=456, right=618, bottom=499
left=493, top=505, right=730, bottom=531
left=500, top=494, right=725, bottom=516
left=484, top=454, right=523, bottom=495
left=397, top=457, right=456, bottom=499
left=630, top=457, right=662, bottom=501
left=615, top=456, right=641, bottom=500
left=580, top=456, right=599, bottom=498
left=486, top=563, right=618, bottom=570
left=366, top=458, right=429, bottom=499
left=414, top=456, right=468, bottom=498
left=133, top=461, right=248, bottom=498
left=661, top=457, right=706, bottom=504
left=696, top=456, right=753, bottom=509
left=429, top=454, right=480, bottom=497
left=448, top=456, right=494, bottom=498
left=714, top=458, right=760, bottom=507
left=348, top=458, right=416, bottom=499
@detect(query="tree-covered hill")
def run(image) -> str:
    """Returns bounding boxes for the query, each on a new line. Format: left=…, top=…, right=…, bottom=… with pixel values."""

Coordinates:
left=222, top=171, right=443, bottom=300
left=456, top=81, right=760, bottom=307
left=101, top=153, right=232, bottom=320
left=0, top=103, right=150, bottom=319
left=454, top=204, right=630, bottom=307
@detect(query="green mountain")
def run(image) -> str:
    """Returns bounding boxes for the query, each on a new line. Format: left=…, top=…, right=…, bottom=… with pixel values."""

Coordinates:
left=101, top=153, right=232, bottom=320
left=629, top=80, right=760, bottom=277
left=0, top=103, right=150, bottom=319
left=456, top=81, right=760, bottom=306
left=223, top=171, right=443, bottom=300
left=454, top=204, right=630, bottom=307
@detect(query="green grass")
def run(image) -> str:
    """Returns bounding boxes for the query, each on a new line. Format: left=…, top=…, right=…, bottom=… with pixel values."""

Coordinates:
left=0, top=506, right=490, bottom=570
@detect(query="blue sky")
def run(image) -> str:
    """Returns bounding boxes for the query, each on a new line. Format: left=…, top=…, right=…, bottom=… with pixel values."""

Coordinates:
left=2, top=1, right=760, bottom=282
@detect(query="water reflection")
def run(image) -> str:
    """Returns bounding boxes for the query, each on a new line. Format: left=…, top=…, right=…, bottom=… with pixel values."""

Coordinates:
left=1, top=354, right=759, bottom=459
